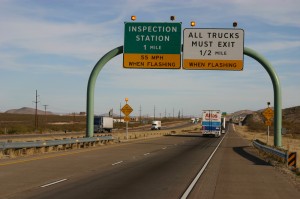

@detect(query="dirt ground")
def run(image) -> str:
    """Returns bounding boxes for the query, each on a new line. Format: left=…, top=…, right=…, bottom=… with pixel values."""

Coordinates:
left=234, top=124, right=300, bottom=169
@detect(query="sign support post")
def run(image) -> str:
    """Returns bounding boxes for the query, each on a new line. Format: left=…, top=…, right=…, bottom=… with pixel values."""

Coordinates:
left=244, top=47, right=282, bottom=147
left=126, top=121, right=128, bottom=140
left=86, top=46, right=123, bottom=137
left=121, top=98, right=133, bottom=140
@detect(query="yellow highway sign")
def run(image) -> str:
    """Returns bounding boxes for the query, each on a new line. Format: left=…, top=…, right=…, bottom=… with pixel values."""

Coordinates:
left=262, top=107, right=274, bottom=120
left=121, top=104, right=133, bottom=116
left=264, top=120, right=272, bottom=126
left=124, top=115, right=131, bottom=122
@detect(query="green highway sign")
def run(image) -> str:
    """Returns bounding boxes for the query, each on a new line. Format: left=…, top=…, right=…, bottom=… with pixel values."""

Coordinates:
left=123, top=22, right=182, bottom=69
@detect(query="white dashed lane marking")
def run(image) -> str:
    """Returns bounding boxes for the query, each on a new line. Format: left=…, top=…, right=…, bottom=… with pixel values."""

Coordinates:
left=40, top=179, right=68, bottom=188
left=112, top=161, right=123, bottom=166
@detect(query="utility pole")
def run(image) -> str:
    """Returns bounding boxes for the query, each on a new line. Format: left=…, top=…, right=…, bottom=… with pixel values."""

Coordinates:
left=139, top=104, right=142, bottom=123
left=173, top=107, right=174, bottom=119
left=154, top=105, right=156, bottom=121
left=33, top=90, right=40, bottom=131
left=119, top=102, right=121, bottom=123
left=43, top=105, right=48, bottom=126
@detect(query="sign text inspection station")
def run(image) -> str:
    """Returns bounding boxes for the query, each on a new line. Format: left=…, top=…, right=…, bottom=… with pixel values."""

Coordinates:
left=183, top=28, right=244, bottom=70
left=123, top=22, right=182, bottom=69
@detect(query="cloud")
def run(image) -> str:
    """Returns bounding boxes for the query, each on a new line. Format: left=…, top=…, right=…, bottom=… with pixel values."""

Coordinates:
left=0, top=0, right=299, bottom=115
left=248, top=41, right=300, bottom=53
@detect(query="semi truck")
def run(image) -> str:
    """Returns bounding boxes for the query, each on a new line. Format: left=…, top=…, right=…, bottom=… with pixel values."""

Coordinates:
left=94, top=116, right=113, bottom=133
left=221, top=116, right=226, bottom=134
left=151, top=121, right=161, bottom=130
left=201, top=110, right=221, bottom=137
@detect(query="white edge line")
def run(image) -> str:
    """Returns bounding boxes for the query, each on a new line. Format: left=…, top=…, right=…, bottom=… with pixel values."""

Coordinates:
left=40, top=179, right=68, bottom=188
left=181, top=133, right=227, bottom=199
left=112, top=161, right=123, bottom=166
left=144, top=153, right=150, bottom=156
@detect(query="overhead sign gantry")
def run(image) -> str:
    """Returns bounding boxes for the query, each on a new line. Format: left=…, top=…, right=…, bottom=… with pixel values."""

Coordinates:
left=86, top=18, right=282, bottom=147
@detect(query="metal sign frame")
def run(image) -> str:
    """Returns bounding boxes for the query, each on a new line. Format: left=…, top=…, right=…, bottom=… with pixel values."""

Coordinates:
left=86, top=46, right=282, bottom=147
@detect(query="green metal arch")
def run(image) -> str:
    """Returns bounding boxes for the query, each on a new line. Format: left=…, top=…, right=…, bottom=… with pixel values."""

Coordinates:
left=86, top=46, right=123, bottom=138
left=244, top=47, right=282, bottom=146
left=86, top=46, right=282, bottom=147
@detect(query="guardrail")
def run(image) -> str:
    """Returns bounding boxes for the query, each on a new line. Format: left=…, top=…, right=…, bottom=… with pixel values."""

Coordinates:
left=253, top=139, right=287, bottom=162
left=0, top=135, right=114, bottom=158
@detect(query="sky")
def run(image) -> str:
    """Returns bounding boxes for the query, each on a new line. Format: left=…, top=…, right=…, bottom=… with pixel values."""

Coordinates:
left=0, top=0, right=299, bottom=117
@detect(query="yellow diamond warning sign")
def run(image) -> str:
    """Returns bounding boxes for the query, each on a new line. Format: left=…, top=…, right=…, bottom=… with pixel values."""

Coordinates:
left=262, top=108, right=274, bottom=120
left=121, top=104, right=133, bottom=116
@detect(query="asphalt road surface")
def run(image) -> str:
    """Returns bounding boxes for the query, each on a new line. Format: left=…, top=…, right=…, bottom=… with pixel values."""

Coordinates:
left=1, top=132, right=221, bottom=199
left=1, top=124, right=299, bottom=199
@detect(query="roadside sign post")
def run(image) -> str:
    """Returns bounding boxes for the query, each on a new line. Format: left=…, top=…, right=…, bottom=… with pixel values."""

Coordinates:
left=262, top=103, right=274, bottom=145
left=126, top=121, right=128, bottom=140
left=121, top=98, right=133, bottom=140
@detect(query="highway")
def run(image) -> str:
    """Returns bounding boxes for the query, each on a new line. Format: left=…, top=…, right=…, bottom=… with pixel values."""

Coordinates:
left=1, top=124, right=299, bottom=199
left=1, top=128, right=221, bottom=199
left=0, top=121, right=191, bottom=141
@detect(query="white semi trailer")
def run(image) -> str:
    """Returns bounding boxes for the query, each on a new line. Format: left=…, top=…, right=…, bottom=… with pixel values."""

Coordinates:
left=221, top=116, right=226, bottom=134
left=201, top=110, right=221, bottom=137
left=94, top=116, right=113, bottom=133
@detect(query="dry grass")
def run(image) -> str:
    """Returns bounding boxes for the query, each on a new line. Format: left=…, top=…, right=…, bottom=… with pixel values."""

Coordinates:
left=235, top=124, right=300, bottom=169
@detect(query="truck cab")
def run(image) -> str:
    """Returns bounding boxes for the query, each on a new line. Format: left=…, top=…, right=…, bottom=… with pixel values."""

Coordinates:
left=151, top=121, right=161, bottom=130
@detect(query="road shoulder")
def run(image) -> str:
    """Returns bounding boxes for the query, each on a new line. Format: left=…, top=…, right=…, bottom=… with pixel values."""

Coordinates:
left=188, top=124, right=300, bottom=199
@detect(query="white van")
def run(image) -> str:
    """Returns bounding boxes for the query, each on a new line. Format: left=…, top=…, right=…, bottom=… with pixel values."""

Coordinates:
left=151, top=121, right=161, bottom=130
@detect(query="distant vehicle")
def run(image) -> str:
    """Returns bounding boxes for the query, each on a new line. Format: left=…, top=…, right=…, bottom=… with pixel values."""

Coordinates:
left=191, top=118, right=200, bottom=124
left=94, top=116, right=113, bottom=133
left=151, top=121, right=161, bottom=130
left=201, top=110, right=221, bottom=137
left=221, top=116, right=226, bottom=134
